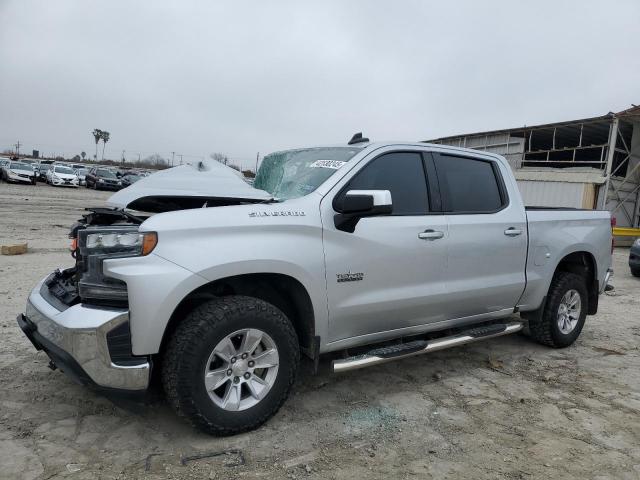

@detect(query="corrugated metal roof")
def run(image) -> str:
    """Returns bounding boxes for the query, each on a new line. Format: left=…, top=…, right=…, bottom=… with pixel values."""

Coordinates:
left=426, top=104, right=639, bottom=144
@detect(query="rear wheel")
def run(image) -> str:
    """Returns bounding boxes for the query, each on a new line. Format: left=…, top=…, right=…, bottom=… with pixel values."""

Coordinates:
left=162, top=296, right=299, bottom=435
left=528, top=271, right=588, bottom=348
left=631, top=267, right=640, bottom=278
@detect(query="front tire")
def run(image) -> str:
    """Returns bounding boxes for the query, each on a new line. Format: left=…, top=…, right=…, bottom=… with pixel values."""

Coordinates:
left=162, top=296, right=299, bottom=435
left=528, top=272, right=588, bottom=348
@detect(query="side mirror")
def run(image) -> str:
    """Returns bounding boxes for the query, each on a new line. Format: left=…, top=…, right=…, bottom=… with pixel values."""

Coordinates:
left=335, top=190, right=393, bottom=232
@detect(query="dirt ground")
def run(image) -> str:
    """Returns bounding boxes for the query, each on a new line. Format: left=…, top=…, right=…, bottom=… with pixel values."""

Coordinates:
left=1, top=182, right=639, bottom=480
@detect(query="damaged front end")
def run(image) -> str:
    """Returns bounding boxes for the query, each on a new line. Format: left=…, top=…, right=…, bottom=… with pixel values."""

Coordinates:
left=47, top=208, right=146, bottom=309
left=20, top=161, right=275, bottom=392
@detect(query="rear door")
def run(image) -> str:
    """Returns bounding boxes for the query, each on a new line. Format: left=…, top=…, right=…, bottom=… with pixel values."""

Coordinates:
left=431, top=152, right=527, bottom=318
left=321, top=149, right=449, bottom=344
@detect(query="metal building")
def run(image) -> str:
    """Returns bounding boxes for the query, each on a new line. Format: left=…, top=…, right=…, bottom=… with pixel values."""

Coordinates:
left=426, top=106, right=640, bottom=230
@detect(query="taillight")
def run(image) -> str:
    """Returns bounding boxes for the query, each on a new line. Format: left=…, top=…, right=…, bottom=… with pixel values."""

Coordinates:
left=610, top=216, right=616, bottom=254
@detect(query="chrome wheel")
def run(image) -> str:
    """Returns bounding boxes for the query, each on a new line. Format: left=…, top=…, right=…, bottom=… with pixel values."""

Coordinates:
left=204, top=328, right=279, bottom=411
left=557, top=289, right=581, bottom=334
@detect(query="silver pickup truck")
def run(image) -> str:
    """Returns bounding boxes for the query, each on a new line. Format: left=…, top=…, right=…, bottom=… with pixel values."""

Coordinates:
left=18, top=135, right=613, bottom=435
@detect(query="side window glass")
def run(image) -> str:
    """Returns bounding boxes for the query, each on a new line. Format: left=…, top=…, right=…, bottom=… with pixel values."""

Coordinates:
left=434, top=154, right=505, bottom=213
left=340, top=152, right=429, bottom=215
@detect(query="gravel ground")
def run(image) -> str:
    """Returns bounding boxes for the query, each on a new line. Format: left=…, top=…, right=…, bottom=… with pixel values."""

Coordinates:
left=1, top=182, right=639, bottom=480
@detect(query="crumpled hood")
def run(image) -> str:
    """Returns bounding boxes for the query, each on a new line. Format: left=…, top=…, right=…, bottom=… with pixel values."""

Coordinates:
left=107, top=161, right=272, bottom=213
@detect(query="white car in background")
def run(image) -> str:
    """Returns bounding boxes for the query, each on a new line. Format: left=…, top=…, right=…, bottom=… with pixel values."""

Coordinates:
left=46, top=164, right=80, bottom=187
left=3, top=161, right=37, bottom=184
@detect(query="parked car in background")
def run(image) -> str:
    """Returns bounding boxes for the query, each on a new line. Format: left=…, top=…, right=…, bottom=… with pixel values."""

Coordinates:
left=46, top=164, right=79, bottom=187
left=85, top=167, right=122, bottom=190
left=74, top=167, right=88, bottom=186
left=36, top=160, right=55, bottom=181
left=630, top=240, right=640, bottom=277
left=0, top=158, right=10, bottom=178
left=120, top=172, right=142, bottom=188
left=2, top=161, right=37, bottom=184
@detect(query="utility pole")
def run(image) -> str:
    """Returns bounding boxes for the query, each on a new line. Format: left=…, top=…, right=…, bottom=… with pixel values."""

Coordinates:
left=171, top=151, right=175, bottom=167
left=14, top=140, right=21, bottom=156
left=255, top=152, right=260, bottom=174
left=178, top=154, right=183, bottom=165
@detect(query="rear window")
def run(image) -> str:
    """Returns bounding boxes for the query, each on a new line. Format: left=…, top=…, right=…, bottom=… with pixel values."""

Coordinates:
left=434, top=154, right=505, bottom=213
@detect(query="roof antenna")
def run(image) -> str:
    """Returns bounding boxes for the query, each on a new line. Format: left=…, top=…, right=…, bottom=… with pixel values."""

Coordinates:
left=348, top=132, right=369, bottom=145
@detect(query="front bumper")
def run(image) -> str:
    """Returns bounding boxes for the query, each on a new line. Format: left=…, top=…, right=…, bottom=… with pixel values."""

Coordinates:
left=51, top=179, right=79, bottom=187
left=18, top=277, right=150, bottom=392
left=96, top=182, right=121, bottom=190
left=7, top=174, right=34, bottom=184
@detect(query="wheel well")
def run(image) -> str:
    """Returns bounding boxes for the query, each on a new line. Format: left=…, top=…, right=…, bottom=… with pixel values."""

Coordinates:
left=160, top=273, right=317, bottom=359
left=555, top=251, right=598, bottom=315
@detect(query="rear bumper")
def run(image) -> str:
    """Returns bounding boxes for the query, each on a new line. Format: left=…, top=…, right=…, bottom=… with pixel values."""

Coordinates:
left=18, top=278, right=150, bottom=392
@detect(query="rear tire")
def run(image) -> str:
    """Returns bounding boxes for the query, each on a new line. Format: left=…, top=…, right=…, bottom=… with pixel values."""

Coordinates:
left=162, top=295, right=299, bottom=435
left=528, top=271, right=588, bottom=348
left=631, top=268, right=640, bottom=278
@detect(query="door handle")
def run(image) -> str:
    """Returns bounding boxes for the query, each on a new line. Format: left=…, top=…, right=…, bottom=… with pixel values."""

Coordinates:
left=418, top=229, right=444, bottom=240
left=504, top=227, right=522, bottom=236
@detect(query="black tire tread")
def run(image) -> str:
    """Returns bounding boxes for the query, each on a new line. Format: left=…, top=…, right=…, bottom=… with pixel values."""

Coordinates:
left=631, top=268, right=640, bottom=278
left=161, top=295, right=299, bottom=436
left=528, top=271, right=586, bottom=348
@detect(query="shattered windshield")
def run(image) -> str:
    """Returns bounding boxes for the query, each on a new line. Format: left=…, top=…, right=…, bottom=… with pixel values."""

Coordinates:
left=254, top=147, right=362, bottom=200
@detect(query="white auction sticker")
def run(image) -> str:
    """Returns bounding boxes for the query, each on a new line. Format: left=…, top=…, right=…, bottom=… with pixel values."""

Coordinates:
left=310, top=160, right=346, bottom=169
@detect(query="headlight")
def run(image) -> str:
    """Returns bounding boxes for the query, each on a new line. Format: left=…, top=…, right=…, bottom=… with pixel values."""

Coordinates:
left=634, top=238, right=640, bottom=247
left=98, top=178, right=105, bottom=182
left=86, top=231, right=157, bottom=256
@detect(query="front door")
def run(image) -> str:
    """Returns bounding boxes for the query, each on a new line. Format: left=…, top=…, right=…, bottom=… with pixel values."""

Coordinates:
left=320, top=150, right=449, bottom=344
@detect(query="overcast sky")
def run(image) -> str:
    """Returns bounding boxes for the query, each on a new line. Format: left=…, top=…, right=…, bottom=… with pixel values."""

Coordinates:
left=1, top=1, right=639, bottom=170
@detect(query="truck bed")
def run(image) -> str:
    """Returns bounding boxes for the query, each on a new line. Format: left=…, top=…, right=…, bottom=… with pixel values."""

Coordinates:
left=518, top=208, right=612, bottom=312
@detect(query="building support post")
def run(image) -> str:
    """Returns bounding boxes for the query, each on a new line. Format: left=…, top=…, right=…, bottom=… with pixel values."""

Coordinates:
left=601, top=118, right=619, bottom=209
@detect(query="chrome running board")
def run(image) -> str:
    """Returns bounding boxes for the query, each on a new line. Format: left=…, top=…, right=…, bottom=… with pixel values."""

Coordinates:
left=332, top=321, right=524, bottom=373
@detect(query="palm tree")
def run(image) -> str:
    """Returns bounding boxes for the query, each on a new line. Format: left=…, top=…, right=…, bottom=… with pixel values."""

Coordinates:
left=92, top=129, right=102, bottom=161
left=81, top=151, right=86, bottom=161
left=101, top=131, right=110, bottom=161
